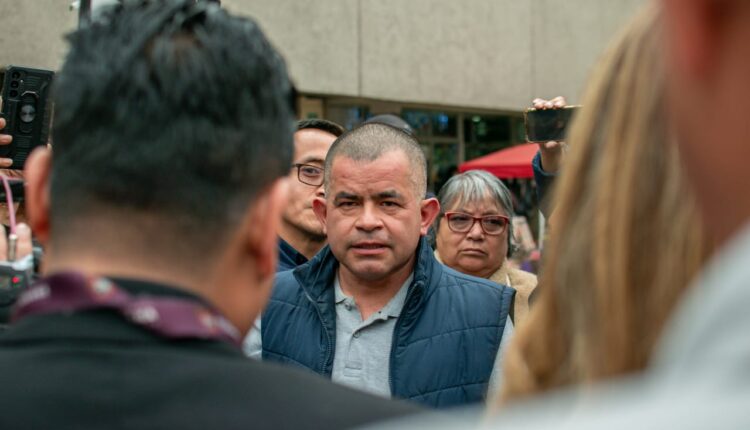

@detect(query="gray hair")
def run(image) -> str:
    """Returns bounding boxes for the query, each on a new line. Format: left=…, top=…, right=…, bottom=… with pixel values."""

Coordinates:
left=435, top=170, right=516, bottom=257
left=323, top=123, right=427, bottom=197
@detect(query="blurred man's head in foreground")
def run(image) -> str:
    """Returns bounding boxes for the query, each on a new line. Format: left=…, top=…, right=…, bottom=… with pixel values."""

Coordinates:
left=25, top=0, right=295, bottom=331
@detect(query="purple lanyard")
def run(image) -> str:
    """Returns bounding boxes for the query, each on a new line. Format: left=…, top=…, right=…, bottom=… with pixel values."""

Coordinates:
left=12, top=272, right=242, bottom=348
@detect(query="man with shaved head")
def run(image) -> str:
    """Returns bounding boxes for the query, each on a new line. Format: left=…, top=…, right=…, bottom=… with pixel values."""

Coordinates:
left=253, top=123, right=516, bottom=409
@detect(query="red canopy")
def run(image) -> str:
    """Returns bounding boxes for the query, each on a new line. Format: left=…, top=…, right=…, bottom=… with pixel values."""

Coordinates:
left=458, top=143, right=537, bottom=179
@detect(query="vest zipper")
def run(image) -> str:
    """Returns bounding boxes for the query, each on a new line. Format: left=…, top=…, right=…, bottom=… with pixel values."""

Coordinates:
left=302, top=289, right=334, bottom=376
left=388, top=280, right=421, bottom=395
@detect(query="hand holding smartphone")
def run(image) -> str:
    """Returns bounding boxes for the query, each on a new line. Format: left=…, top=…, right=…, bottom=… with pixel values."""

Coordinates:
left=524, top=105, right=580, bottom=143
left=525, top=97, right=579, bottom=174
left=0, top=66, right=54, bottom=170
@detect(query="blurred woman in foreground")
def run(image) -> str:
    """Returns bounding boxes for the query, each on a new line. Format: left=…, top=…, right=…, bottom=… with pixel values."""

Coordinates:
left=493, top=4, right=711, bottom=407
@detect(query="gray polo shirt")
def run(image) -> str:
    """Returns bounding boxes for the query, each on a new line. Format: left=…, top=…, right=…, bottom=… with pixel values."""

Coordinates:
left=330, top=273, right=412, bottom=397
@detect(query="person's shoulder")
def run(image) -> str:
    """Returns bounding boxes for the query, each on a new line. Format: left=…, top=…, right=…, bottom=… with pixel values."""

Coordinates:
left=0, top=330, right=420, bottom=430
left=218, top=358, right=423, bottom=427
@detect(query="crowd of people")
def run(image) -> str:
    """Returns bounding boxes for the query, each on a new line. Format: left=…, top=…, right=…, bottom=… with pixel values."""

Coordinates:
left=0, top=0, right=748, bottom=428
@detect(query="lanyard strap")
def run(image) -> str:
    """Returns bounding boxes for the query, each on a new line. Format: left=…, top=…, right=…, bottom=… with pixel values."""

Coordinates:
left=12, top=272, right=242, bottom=347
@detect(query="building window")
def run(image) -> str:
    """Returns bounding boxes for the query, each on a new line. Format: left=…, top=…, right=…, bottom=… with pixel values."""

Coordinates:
left=402, top=110, right=457, bottom=138
left=463, top=114, right=522, bottom=161
left=326, top=105, right=370, bottom=130
left=403, top=110, right=460, bottom=193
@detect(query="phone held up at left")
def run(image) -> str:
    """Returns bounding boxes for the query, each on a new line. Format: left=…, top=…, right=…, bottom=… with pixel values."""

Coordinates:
left=0, top=66, right=55, bottom=170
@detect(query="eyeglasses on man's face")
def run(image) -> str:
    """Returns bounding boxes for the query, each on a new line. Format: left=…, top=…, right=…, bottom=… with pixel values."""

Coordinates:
left=443, top=212, right=510, bottom=236
left=292, top=163, right=324, bottom=187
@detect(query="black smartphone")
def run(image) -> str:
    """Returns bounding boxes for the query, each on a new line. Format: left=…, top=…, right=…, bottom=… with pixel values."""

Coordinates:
left=0, top=66, right=55, bottom=169
left=524, top=106, right=580, bottom=143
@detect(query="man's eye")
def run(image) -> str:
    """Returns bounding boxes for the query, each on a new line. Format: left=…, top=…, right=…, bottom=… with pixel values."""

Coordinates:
left=301, top=166, right=322, bottom=176
left=382, top=201, right=398, bottom=207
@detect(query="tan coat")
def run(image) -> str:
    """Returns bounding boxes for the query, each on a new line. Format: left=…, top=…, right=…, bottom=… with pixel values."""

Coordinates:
left=434, top=250, right=537, bottom=325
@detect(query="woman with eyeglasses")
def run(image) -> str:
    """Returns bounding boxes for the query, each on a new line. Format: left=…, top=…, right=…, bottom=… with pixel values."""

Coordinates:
left=433, top=170, right=537, bottom=325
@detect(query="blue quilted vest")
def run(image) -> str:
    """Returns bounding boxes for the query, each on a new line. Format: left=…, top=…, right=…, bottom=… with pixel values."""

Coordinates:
left=262, top=237, right=515, bottom=408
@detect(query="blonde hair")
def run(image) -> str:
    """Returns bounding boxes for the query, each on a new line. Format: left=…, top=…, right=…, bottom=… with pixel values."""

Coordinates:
left=494, top=4, right=710, bottom=407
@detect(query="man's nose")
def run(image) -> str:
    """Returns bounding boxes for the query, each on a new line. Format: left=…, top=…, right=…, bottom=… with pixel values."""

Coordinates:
left=355, top=203, right=383, bottom=231
left=315, top=185, right=325, bottom=199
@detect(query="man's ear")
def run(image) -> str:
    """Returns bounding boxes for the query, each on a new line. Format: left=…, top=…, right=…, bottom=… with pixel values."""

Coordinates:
left=312, top=196, right=327, bottom=236
left=245, top=178, right=289, bottom=280
left=24, top=147, right=52, bottom=244
left=419, top=197, right=440, bottom=236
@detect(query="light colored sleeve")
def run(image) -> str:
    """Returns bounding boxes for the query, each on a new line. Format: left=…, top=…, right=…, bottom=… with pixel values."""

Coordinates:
left=242, top=316, right=263, bottom=360
left=488, top=316, right=514, bottom=395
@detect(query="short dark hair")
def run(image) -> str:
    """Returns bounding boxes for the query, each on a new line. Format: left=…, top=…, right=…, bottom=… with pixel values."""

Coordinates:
left=324, top=123, right=427, bottom=198
left=50, top=0, right=294, bottom=252
left=296, top=119, right=345, bottom=137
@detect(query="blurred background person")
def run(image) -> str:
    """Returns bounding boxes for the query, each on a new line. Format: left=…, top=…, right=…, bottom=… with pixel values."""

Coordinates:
left=248, top=118, right=342, bottom=357
left=434, top=170, right=537, bottom=325
left=492, top=3, right=711, bottom=407
left=0, top=117, right=36, bottom=324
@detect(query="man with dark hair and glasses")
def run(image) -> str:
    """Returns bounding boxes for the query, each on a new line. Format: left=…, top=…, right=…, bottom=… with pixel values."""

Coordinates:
left=244, top=118, right=343, bottom=357
left=278, top=119, right=345, bottom=272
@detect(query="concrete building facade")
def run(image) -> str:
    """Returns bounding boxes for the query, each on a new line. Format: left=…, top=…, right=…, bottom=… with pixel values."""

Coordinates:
left=0, top=0, right=646, bottom=188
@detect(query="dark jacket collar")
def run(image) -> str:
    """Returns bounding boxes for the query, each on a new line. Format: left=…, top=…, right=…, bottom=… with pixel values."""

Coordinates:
left=3, top=276, right=228, bottom=348
left=110, top=277, right=208, bottom=304
left=292, top=236, right=441, bottom=306
left=277, top=237, right=309, bottom=272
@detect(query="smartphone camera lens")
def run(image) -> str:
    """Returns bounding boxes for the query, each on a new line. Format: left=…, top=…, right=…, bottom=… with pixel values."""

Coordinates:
left=10, top=72, right=20, bottom=79
left=10, top=81, right=19, bottom=89
left=9, top=90, right=18, bottom=98
left=19, top=104, right=36, bottom=123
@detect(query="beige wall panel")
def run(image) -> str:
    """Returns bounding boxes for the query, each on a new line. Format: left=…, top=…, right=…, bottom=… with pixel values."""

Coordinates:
left=223, top=0, right=360, bottom=97
left=0, top=0, right=648, bottom=111
left=531, top=0, right=608, bottom=103
left=360, top=0, right=533, bottom=111
left=531, top=0, right=648, bottom=103
left=0, top=0, right=77, bottom=70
